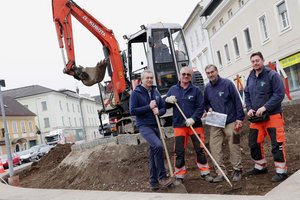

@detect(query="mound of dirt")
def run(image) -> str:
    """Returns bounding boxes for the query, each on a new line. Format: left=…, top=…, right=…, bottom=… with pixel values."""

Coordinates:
left=19, top=104, right=300, bottom=195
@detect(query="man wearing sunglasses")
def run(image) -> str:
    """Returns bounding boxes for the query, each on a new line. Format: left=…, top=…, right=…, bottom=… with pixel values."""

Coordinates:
left=203, top=64, right=245, bottom=183
left=165, top=67, right=213, bottom=183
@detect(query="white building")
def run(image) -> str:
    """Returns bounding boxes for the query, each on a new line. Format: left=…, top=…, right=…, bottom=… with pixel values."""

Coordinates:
left=183, top=0, right=214, bottom=83
left=199, top=0, right=300, bottom=92
left=3, top=85, right=101, bottom=143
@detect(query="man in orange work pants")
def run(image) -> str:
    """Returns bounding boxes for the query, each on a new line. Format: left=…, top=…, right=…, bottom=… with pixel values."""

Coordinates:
left=165, top=67, right=213, bottom=183
left=245, top=52, right=287, bottom=182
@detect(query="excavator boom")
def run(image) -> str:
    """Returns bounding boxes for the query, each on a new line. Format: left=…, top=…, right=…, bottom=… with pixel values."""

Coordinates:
left=52, top=0, right=126, bottom=104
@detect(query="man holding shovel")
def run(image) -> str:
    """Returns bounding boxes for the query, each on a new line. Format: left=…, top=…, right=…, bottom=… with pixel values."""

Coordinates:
left=203, top=64, right=245, bottom=182
left=165, top=66, right=214, bottom=183
left=129, top=69, right=174, bottom=191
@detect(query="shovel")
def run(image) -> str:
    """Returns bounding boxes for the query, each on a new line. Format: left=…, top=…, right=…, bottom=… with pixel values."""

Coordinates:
left=174, top=102, right=234, bottom=189
left=155, top=115, right=188, bottom=193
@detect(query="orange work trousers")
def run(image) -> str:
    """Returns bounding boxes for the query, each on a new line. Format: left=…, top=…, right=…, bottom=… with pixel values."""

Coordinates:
left=249, top=113, right=287, bottom=174
left=173, top=127, right=210, bottom=178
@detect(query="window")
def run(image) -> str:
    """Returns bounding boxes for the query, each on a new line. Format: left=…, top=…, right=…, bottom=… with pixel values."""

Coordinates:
left=12, top=121, right=18, bottom=133
left=44, top=118, right=50, bottom=128
left=277, top=1, right=290, bottom=31
left=62, top=116, right=65, bottom=126
left=219, top=18, right=224, bottom=26
left=239, top=0, right=244, bottom=7
left=20, top=121, right=26, bottom=133
left=28, top=121, right=34, bottom=132
left=69, top=117, right=72, bottom=127
left=224, top=44, right=231, bottom=63
left=77, top=104, right=80, bottom=113
left=66, top=103, right=70, bottom=112
left=259, top=15, right=269, bottom=41
left=41, top=101, right=47, bottom=111
left=212, top=26, right=216, bottom=34
left=195, top=30, right=200, bottom=46
left=228, top=9, right=233, bottom=18
left=232, top=37, right=240, bottom=57
left=243, top=28, right=252, bottom=51
left=189, top=37, right=194, bottom=52
left=74, top=118, right=77, bottom=127
left=216, top=51, right=223, bottom=66
left=72, top=104, right=75, bottom=112
left=59, top=101, right=63, bottom=111
left=79, top=118, right=82, bottom=126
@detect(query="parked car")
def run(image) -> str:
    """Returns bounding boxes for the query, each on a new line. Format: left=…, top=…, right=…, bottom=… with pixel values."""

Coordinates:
left=38, top=144, right=53, bottom=156
left=16, top=149, right=37, bottom=163
left=0, top=153, right=21, bottom=169
left=28, top=145, right=42, bottom=160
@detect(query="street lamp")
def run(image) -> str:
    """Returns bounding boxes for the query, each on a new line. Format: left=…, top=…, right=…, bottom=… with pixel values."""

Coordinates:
left=0, top=80, right=14, bottom=177
left=34, top=97, right=43, bottom=144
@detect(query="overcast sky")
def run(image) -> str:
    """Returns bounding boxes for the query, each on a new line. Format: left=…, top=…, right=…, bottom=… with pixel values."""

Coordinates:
left=1, top=0, right=204, bottom=96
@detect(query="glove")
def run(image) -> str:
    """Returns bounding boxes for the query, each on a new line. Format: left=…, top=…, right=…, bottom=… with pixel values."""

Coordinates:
left=185, top=118, right=195, bottom=127
left=165, top=96, right=177, bottom=104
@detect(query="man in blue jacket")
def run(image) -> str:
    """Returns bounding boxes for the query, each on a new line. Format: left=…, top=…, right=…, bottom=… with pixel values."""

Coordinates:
left=245, top=52, right=287, bottom=182
left=165, top=66, right=213, bottom=183
left=204, top=64, right=245, bottom=182
left=129, top=69, right=173, bottom=191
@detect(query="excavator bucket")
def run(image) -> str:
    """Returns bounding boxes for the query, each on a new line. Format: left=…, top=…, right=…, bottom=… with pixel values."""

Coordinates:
left=80, top=59, right=108, bottom=86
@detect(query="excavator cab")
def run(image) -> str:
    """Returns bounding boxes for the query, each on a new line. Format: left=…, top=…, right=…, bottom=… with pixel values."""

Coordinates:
left=125, top=23, right=200, bottom=95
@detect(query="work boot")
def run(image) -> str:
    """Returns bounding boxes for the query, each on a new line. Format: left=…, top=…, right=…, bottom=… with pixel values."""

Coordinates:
left=175, top=178, right=183, bottom=183
left=271, top=173, right=288, bottom=182
left=201, top=174, right=214, bottom=182
left=244, top=168, right=268, bottom=176
left=213, top=175, right=224, bottom=183
left=160, top=177, right=174, bottom=188
left=232, top=170, right=242, bottom=182
left=150, top=183, right=160, bottom=191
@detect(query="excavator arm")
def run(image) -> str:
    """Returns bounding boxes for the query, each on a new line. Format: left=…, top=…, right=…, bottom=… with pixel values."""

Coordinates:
left=52, top=0, right=126, bottom=104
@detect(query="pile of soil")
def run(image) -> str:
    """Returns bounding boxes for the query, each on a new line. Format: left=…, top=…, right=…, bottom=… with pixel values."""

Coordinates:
left=19, top=104, right=300, bottom=195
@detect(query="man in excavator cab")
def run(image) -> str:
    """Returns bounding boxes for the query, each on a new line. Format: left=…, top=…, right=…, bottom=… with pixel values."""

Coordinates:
left=153, top=39, right=172, bottom=63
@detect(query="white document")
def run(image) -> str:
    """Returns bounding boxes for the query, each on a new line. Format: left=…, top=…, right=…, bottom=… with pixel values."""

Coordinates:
left=202, top=111, right=227, bottom=128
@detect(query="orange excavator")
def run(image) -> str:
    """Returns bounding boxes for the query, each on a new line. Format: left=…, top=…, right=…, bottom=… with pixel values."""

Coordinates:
left=52, top=0, right=204, bottom=135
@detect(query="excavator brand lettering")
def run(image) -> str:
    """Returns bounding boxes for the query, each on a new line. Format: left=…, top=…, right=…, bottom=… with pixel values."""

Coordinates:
left=83, top=16, right=106, bottom=37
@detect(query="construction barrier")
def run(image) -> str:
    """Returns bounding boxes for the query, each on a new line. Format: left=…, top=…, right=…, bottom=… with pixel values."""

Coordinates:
left=268, top=61, right=292, bottom=100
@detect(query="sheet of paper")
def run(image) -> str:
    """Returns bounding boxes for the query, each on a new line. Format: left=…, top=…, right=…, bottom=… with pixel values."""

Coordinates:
left=202, top=111, right=227, bottom=128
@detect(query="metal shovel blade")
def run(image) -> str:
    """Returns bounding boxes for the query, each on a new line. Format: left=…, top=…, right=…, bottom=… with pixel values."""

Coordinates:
left=167, top=178, right=188, bottom=193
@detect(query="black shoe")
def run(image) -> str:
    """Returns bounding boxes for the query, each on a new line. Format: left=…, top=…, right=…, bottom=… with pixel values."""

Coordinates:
left=150, top=183, right=159, bottom=191
left=160, top=177, right=174, bottom=188
left=213, top=175, right=224, bottom=183
left=175, top=178, right=183, bottom=183
left=201, top=174, right=214, bottom=182
left=244, top=168, right=268, bottom=176
left=232, top=170, right=242, bottom=182
left=271, top=173, right=288, bottom=182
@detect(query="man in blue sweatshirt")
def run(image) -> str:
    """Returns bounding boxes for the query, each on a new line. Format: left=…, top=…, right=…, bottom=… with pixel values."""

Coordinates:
left=165, top=67, right=213, bottom=183
left=129, top=69, right=173, bottom=191
left=244, top=52, right=287, bottom=182
left=204, top=64, right=245, bottom=182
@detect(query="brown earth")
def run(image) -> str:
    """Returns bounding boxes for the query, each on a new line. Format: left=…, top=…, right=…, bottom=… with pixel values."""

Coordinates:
left=19, top=103, right=300, bottom=195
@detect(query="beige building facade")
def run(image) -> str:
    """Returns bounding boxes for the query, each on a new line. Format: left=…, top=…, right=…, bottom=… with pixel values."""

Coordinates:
left=0, top=96, right=37, bottom=155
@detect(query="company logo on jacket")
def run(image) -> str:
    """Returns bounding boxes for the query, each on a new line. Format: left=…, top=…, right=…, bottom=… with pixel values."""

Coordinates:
left=188, top=95, right=194, bottom=100
left=218, top=92, right=224, bottom=97
left=260, top=81, right=266, bottom=87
